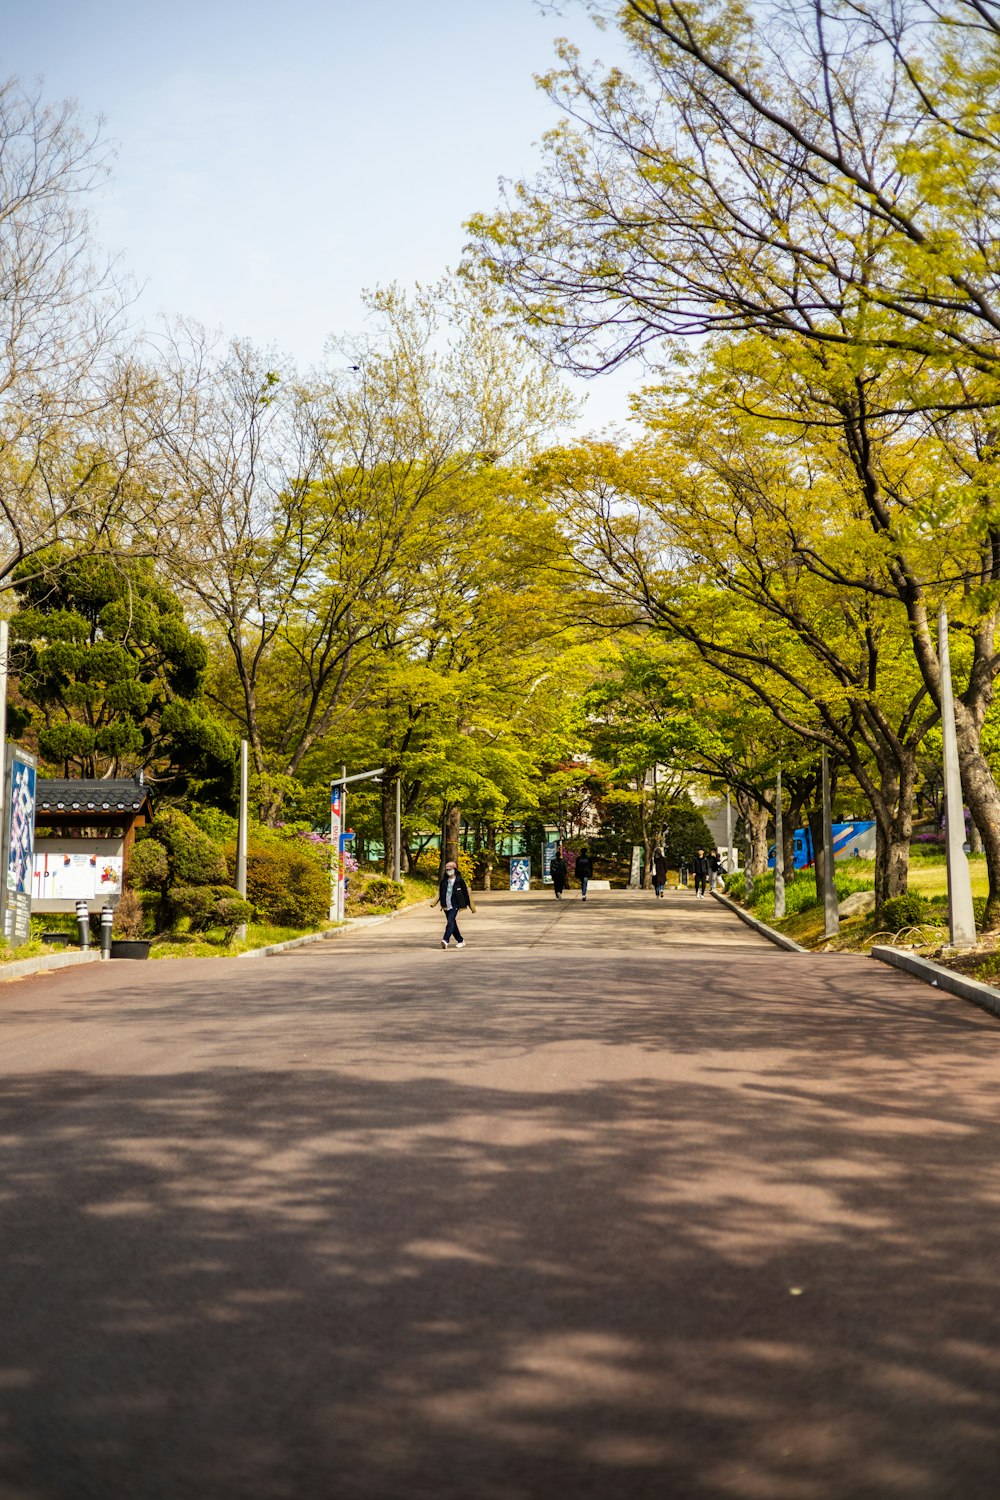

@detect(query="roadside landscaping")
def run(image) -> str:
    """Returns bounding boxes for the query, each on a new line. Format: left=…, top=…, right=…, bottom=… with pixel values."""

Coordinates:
left=6, top=813, right=440, bottom=965
left=724, top=847, right=1000, bottom=982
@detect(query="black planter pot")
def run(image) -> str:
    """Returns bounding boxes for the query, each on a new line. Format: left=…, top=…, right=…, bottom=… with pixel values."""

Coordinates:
left=41, top=932, right=73, bottom=947
left=109, top=939, right=152, bottom=960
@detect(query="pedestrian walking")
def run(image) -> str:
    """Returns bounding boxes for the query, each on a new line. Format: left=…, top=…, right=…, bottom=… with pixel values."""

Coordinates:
left=679, top=855, right=688, bottom=888
left=550, top=848, right=568, bottom=899
left=711, top=850, right=724, bottom=892
left=692, top=846, right=711, bottom=899
left=652, top=847, right=668, bottom=898
left=576, top=847, right=593, bottom=902
left=433, top=858, right=474, bottom=948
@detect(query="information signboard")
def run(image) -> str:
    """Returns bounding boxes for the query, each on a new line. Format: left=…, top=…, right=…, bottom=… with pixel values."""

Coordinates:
left=509, top=855, right=531, bottom=892
left=31, top=851, right=122, bottom=902
left=543, top=839, right=558, bottom=885
left=329, top=783, right=343, bottom=921
left=2, top=746, right=37, bottom=947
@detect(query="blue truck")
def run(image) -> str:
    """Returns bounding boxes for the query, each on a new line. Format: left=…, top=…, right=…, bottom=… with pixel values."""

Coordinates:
left=769, top=820, right=876, bottom=871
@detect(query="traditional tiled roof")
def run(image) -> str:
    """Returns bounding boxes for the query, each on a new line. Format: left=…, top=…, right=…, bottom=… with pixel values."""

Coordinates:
left=35, top=779, right=153, bottom=815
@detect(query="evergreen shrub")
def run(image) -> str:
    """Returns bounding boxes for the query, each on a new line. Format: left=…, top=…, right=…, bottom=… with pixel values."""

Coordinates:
left=170, top=884, right=253, bottom=935
left=154, top=808, right=228, bottom=886
left=242, top=844, right=327, bottom=928
left=359, top=876, right=404, bottom=910
left=125, top=839, right=168, bottom=891
left=880, top=892, right=928, bottom=930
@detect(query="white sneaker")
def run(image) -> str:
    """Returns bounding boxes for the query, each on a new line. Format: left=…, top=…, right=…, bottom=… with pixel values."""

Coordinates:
left=441, top=939, right=448, bottom=948
left=455, top=940, right=465, bottom=949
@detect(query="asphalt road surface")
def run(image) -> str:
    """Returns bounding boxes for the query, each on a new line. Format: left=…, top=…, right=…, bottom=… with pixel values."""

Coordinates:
left=2, top=888, right=1000, bottom=1499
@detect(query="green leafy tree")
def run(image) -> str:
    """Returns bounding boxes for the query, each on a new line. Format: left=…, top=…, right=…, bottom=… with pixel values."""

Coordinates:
left=9, top=550, right=236, bottom=800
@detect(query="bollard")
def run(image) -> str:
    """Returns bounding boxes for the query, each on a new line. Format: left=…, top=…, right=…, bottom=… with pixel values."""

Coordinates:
left=100, top=905, right=114, bottom=959
left=75, top=900, right=91, bottom=950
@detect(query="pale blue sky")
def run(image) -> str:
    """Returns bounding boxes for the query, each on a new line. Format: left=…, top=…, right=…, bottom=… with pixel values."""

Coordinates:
left=6, top=0, right=639, bottom=432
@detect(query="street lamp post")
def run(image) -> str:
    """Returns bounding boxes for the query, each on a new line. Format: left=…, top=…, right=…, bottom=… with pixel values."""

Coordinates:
left=774, top=765, right=786, bottom=920
left=939, top=608, right=976, bottom=947
left=235, top=739, right=248, bottom=942
left=821, top=749, right=840, bottom=939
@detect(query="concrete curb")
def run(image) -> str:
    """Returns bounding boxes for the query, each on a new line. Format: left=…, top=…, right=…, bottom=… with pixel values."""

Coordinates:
left=712, top=891, right=808, bottom=953
left=871, top=944, right=1000, bottom=1020
left=0, top=949, right=103, bottom=984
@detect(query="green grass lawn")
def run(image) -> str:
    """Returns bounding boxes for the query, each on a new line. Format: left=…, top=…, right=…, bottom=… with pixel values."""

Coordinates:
left=908, top=856, right=989, bottom=898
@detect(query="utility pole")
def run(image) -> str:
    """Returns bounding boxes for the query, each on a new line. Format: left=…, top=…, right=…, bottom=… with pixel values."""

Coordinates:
left=821, top=749, right=840, bottom=938
left=339, top=763, right=347, bottom=922
left=393, top=776, right=401, bottom=883
left=0, top=619, right=7, bottom=827
left=939, top=608, right=976, bottom=947
left=725, top=792, right=733, bottom=872
left=329, top=765, right=385, bottom=923
left=235, top=739, right=248, bottom=943
left=774, top=764, right=786, bottom=920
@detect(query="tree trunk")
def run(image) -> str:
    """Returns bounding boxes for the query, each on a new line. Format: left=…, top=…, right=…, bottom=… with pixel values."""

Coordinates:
left=745, top=800, right=770, bottom=885
left=444, top=802, right=461, bottom=865
left=969, top=815, right=985, bottom=855
left=955, top=725, right=1000, bottom=928
left=482, top=822, right=496, bottom=891
left=871, top=757, right=915, bottom=910
left=807, top=806, right=825, bottom=902
left=379, top=769, right=400, bottom=875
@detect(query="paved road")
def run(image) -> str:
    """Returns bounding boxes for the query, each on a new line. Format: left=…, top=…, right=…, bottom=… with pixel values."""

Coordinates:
left=2, top=890, right=1000, bottom=1499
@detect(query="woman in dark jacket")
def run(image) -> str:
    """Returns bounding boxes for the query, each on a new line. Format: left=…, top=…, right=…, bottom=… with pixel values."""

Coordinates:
left=575, top=848, right=593, bottom=902
left=435, top=859, right=473, bottom=948
left=652, top=848, right=668, bottom=898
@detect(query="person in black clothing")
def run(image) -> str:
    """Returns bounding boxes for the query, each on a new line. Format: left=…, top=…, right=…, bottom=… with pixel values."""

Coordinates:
left=692, top=846, right=711, bottom=899
left=576, top=847, right=593, bottom=901
left=652, top=847, right=668, bottom=898
left=679, top=855, right=688, bottom=888
left=434, top=858, right=473, bottom=948
left=550, top=849, right=568, bottom=898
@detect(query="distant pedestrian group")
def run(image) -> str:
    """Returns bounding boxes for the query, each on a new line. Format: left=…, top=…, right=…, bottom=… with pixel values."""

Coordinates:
left=550, top=846, right=593, bottom=901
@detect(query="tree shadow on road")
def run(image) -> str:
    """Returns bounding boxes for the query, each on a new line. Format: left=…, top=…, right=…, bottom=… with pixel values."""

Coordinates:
left=2, top=1035, right=1000, bottom=1498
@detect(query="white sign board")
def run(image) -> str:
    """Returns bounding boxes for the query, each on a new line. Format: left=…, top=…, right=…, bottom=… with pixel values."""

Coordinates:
left=32, top=851, right=123, bottom=902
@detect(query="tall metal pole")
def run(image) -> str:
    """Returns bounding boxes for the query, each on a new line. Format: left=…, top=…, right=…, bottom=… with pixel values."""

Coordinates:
left=939, top=608, right=977, bottom=947
left=339, top=763, right=347, bottom=923
left=774, top=764, right=786, bottom=919
left=725, top=792, right=734, bottom=872
left=235, top=738, right=248, bottom=943
left=393, top=776, right=401, bottom=883
left=329, top=779, right=342, bottom=923
left=0, top=618, right=7, bottom=816
left=821, top=749, right=840, bottom=937
left=0, top=621, right=7, bottom=941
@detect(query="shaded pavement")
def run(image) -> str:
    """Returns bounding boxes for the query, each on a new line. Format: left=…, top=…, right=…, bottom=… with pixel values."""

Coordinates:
left=2, top=889, right=1000, bottom=1498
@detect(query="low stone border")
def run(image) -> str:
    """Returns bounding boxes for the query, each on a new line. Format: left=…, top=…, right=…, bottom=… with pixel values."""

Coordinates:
left=0, top=949, right=103, bottom=984
left=871, top=944, right=1000, bottom=1020
left=712, top=891, right=808, bottom=953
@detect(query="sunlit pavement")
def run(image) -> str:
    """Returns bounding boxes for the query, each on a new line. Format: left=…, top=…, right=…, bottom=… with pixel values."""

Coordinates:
left=2, top=891, right=1000, bottom=1498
